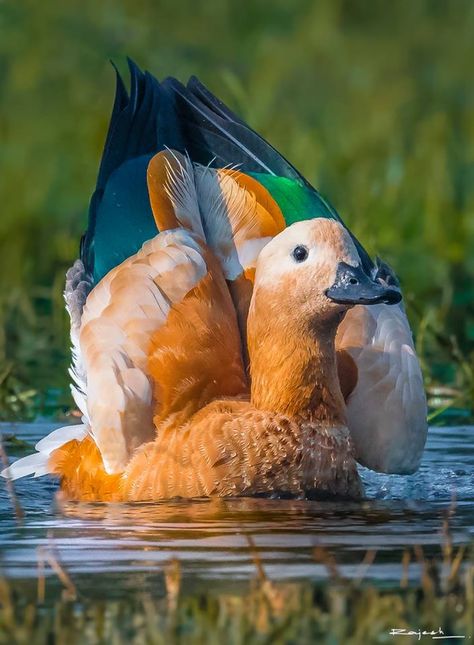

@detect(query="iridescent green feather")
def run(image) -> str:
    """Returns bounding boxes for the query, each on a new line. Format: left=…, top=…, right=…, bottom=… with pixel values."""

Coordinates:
left=248, top=173, right=338, bottom=224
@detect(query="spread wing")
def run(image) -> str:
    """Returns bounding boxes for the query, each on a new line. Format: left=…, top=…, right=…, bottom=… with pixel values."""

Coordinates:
left=82, top=227, right=247, bottom=475
left=147, top=150, right=285, bottom=356
left=74, top=153, right=254, bottom=476
left=336, top=303, right=428, bottom=474
left=78, top=229, right=209, bottom=474
left=5, top=229, right=246, bottom=483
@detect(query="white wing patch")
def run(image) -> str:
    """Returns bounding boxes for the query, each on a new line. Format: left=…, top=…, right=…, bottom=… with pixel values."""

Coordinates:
left=337, top=303, right=427, bottom=474
left=193, top=165, right=272, bottom=279
left=80, top=229, right=207, bottom=474
left=163, top=152, right=206, bottom=240
left=64, top=259, right=93, bottom=424
left=2, top=424, right=88, bottom=480
left=3, top=229, right=208, bottom=481
left=3, top=261, right=93, bottom=482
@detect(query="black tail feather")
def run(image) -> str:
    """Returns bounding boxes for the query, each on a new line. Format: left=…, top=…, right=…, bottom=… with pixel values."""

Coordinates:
left=161, top=76, right=304, bottom=180
left=81, top=59, right=374, bottom=280
left=81, top=61, right=163, bottom=276
left=178, top=75, right=373, bottom=271
left=186, top=75, right=247, bottom=125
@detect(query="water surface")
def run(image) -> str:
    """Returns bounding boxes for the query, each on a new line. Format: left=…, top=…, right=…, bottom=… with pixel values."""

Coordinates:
left=0, top=423, right=473, bottom=598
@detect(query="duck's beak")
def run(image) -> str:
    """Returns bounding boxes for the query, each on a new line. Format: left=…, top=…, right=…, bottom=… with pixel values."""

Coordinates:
left=325, top=262, right=402, bottom=306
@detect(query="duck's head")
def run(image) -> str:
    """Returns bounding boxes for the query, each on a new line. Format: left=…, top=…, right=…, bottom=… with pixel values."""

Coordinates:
left=253, top=218, right=401, bottom=327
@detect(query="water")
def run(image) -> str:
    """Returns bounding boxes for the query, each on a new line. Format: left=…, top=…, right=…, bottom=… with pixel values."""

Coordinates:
left=0, top=423, right=473, bottom=598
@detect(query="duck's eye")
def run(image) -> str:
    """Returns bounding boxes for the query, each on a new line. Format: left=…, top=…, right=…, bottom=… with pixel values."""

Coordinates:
left=292, top=245, right=309, bottom=263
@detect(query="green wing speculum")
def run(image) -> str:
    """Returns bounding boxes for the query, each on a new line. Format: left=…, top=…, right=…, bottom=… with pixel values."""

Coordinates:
left=247, top=173, right=339, bottom=224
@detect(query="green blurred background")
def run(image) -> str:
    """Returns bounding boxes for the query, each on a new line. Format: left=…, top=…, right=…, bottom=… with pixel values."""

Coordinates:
left=0, top=0, right=473, bottom=419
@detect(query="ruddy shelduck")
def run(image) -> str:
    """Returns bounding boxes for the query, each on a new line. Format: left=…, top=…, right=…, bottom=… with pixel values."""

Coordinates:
left=5, top=200, right=401, bottom=501
left=3, top=61, right=427, bottom=499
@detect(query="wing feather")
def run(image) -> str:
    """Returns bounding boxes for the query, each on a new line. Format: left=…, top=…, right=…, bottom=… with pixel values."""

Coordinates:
left=193, top=165, right=284, bottom=280
left=79, top=229, right=207, bottom=474
left=336, top=303, right=427, bottom=474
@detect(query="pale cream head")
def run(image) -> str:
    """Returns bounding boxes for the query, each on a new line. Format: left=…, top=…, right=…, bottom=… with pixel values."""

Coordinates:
left=252, top=218, right=401, bottom=324
left=255, top=219, right=359, bottom=285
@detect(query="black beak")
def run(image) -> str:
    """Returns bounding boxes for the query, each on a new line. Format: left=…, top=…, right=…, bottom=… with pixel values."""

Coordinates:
left=325, top=262, right=402, bottom=306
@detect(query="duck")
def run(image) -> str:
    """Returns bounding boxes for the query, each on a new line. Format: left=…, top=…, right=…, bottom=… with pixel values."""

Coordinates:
left=5, top=207, right=401, bottom=501
left=2, top=60, right=427, bottom=499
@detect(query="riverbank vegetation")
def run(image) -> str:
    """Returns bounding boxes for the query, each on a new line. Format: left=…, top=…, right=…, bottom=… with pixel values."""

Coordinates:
left=0, top=0, right=473, bottom=422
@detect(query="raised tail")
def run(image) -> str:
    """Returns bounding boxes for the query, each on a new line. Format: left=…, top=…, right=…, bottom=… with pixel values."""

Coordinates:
left=81, top=60, right=375, bottom=287
left=82, top=60, right=165, bottom=286
left=160, top=75, right=374, bottom=274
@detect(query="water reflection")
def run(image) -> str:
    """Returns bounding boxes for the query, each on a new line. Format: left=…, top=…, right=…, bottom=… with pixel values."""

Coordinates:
left=0, top=425, right=473, bottom=595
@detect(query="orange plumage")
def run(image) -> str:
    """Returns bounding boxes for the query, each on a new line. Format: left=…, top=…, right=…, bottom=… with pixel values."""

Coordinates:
left=50, top=437, right=121, bottom=502
left=46, top=203, right=369, bottom=501
left=5, top=152, right=406, bottom=501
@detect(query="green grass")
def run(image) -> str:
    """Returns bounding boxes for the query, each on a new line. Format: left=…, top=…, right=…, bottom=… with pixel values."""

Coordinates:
left=0, top=5, right=473, bottom=639
left=0, top=0, right=474, bottom=419
left=0, top=0, right=473, bottom=418
left=1, top=546, right=473, bottom=644
left=0, top=505, right=471, bottom=643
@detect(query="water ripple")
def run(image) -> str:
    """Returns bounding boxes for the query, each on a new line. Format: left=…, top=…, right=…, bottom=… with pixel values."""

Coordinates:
left=0, top=424, right=472, bottom=594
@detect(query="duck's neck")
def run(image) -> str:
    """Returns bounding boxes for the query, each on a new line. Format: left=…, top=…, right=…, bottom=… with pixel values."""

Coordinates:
left=248, top=297, right=347, bottom=425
